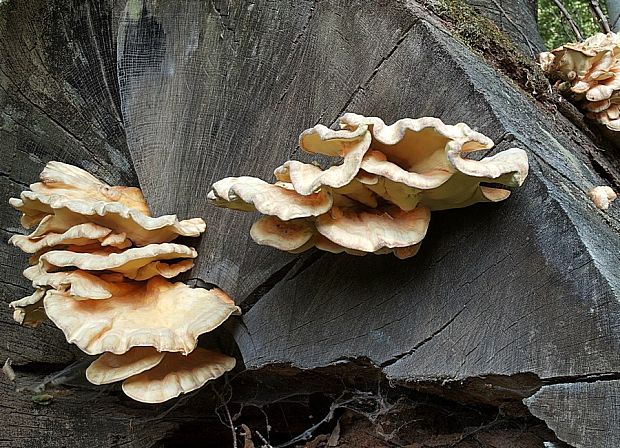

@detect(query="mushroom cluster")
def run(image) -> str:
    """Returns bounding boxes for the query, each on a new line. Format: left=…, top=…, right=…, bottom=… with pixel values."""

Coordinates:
left=9, top=162, right=240, bottom=403
left=540, top=32, right=620, bottom=130
left=208, top=113, right=529, bottom=258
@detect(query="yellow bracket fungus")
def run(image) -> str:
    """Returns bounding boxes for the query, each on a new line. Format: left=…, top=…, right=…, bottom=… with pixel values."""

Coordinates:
left=209, top=113, right=529, bottom=259
left=45, top=277, right=240, bottom=355
left=8, top=162, right=238, bottom=403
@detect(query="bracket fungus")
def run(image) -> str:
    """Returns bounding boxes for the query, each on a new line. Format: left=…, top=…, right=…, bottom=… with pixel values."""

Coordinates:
left=540, top=32, right=620, bottom=131
left=122, top=348, right=236, bottom=404
left=44, top=277, right=240, bottom=355
left=8, top=162, right=239, bottom=403
left=37, top=243, right=197, bottom=280
left=86, top=347, right=236, bottom=403
left=209, top=113, right=529, bottom=258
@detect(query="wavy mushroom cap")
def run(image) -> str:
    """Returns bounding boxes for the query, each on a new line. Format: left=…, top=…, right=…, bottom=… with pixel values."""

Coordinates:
left=122, top=348, right=236, bottom=404
left=37, top=243, right=197, bottom=280
left=44, top=277, right=241, bottom=355
left=339, top=113, right=494, bottom=172
left=249, top=212, right=426, bottom=259
left=361, top=150, right=453, bottom=190
left=32, top=161, right=151, bottom=216
left=250, top=216, right=315, bottom=251
left=360, top=147, right=526, bottom=211
left=541, top=34, right=620, bottom=107
left=23, top=265, right=141, bottom=300
left=298, top=122, right=370, bottom=157
left=86, top=347, right=166, bottom=385
left=208, top=176, right=333, bottom=220
left=9, top=223, right=130, bottom=254
left=315, top=205, right=431, bottom=253
left=280, top=128, right=372, bottom=195
left=9, top=191, right=205, bottom=245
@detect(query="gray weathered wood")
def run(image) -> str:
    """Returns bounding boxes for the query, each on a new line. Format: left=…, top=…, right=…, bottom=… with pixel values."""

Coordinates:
left=0, top=370, right=178, bottom=447
left=227, top=3, right=620, bottom=447
left=0, top=0, right=136, bottom=368
left=117, top=0, right=419, bottom=300
left=525, top=380, right=620, bottom=448
left=2, top=0, right=620, bottom=446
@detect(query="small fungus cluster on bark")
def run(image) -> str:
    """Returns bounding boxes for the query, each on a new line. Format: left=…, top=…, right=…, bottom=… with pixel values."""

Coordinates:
left=540, top=32, right=620, bottom=131
left=9, top=162, right=239, bottom=403
left=209, top=114, right=529, bottom=258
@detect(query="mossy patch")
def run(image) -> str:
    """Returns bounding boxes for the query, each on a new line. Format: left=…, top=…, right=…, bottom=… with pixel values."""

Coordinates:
left=422, top=0, right=551, bottom=100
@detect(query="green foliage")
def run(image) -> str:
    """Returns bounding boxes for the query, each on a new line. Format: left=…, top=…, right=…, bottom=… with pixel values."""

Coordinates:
left=538, top=0, right=607, bottom=49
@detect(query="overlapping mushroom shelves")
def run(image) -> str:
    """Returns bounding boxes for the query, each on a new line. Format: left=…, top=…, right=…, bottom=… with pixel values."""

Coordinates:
left=540, top=32, right=620, bottom=131
left=9, top=162, right=240, bottom=403
left=208, top=113, right=529, bottom=258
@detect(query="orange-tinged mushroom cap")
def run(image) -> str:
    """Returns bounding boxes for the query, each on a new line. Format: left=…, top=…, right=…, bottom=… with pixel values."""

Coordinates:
left=250, top=216, right=315, bottom=251
left=31, top=161, right=151, bottom=215
left=86, top=347, right=166, bottom=385
left=208, top=176, right=333, bottom=220
left=278, top=128, right=372, bottom=195
left=37, top=243, right=197, bottom=280
left=315, top=205, right=431, bottom=253
left=44, top=277, right=240, bottom=355
left=23, top=265, right=141, bottom=300
left=9, top=192, right=205, bottom=245
left=9, top=223, right=130, bottom=254
left=122, top=348, right=236, bottom=403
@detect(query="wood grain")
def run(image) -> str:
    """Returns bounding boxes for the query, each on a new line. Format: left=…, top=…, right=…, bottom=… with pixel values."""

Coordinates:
left=117, top=0, right=418, bottom=300
left=0, top=0, right=136, bottom=367
left=526, top=380, right=620, bottom=448
left=1, top=0, right=620, bottom=446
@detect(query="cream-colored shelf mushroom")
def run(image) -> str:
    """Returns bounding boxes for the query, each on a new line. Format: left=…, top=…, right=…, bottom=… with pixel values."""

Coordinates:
left=339, top=114, right=527, bottom=211
left=37, top=243, right=197, bottom=281
left=44, top=274, right=240, bottom=356
left=85, top=346, right=235, bottom=403
left=23, top=265, right=141, bottom=300
left=314, top=206, right=430, bottom=253
left=209, top=114, right=529, bottom=259
left=10, top=192, right=205, bottom=246
left=8, top=161, right=239, bottom=404
left=33, top=161, right=152, bottom=215
left=207, top=176, right=333, bottom=219
left=275, top=125, right=372, bottom=195
left=9, top=223, right=131, bottom=254
left=86, top=347, right=166, bottom=385
left=9, top=162, right=205, bottom=245
left=540, top=32, right=620, bottom=131
left=122, top=348, right=236, bottom=404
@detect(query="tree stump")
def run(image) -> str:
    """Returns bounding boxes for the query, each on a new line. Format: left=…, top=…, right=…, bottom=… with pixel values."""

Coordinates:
left=1, top=0, right=619, bottom=447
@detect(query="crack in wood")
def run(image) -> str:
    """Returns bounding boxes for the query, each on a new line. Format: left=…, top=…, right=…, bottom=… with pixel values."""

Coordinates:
left=379, top=307, right=465, bottom=368
left=328, top=17, right=421, bottom=128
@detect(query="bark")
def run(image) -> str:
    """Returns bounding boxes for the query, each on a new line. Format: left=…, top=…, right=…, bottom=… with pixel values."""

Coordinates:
left=465, top=0, right=545, bottom=55
left=608, top=0, right=620, bottom=31
left=1, top=0, right=620, bottom=447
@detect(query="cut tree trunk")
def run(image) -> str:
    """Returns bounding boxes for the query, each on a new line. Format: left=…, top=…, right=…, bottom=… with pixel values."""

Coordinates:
left=1, top=0, right=620, bottom=447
